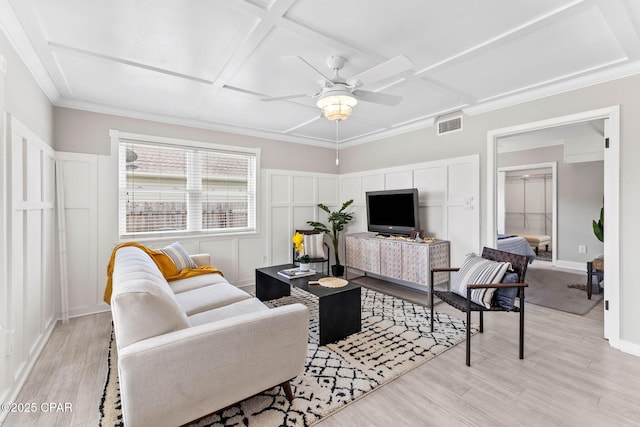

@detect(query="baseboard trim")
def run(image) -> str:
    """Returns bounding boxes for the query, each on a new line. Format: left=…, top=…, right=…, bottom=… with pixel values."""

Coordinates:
left=610, top=337, right=640, bottom=357
left=554, top=260, right=585, bottom=271
left=0, top=319, right=57, bottom=425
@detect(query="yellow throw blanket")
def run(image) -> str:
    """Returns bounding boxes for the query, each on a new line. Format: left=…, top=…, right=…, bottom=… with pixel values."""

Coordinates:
left=103, top=242, right=223, bottom=304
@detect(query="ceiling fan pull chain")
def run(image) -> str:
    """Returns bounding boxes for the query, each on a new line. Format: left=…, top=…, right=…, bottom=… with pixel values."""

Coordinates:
left=335, top=119, right=340, bottom=166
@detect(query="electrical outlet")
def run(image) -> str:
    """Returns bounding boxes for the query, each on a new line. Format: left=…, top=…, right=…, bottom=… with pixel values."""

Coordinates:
left=578, top=245, right=586, bottom=254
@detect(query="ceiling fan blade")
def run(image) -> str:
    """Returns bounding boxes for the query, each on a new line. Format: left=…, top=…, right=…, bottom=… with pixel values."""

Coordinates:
left=353, top=89, right=403, bottom=106
left=347, top=55, right=413, bottom=87
left=284, top=56, right=334, bottom=84
left=261, top=93, right=310, bottom=102
left=262, top=88, right=323, bottom=102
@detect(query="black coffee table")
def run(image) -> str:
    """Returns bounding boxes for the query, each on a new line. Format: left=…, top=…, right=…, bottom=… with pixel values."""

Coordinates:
left=255, top=264, right=361, bottom=345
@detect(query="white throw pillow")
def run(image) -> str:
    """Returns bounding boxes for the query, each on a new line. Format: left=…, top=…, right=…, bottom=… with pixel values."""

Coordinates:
left=159, top=242, right=197, bottom=271
left=303, top=234, right=325, bottom=258
left=451, top=253, right=511, bottom=308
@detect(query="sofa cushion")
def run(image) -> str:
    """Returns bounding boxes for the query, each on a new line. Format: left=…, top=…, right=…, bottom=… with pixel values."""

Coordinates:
left=159, top=242, right=198, bottom=271
left=170, top=271, right=229, bottom=294
left=174, top=283, right=252, bottom=316
left=111, top=247, right=190, bottom=348
left=188, top=298, right=269, bottom=326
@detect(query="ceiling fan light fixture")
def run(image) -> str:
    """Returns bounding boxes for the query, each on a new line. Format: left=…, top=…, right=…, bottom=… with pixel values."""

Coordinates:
left=317, top=93, right=358, bottom=121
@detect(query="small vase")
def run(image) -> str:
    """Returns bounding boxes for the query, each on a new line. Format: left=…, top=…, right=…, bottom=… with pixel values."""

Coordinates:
left=299, top=262, right=310, bottom=272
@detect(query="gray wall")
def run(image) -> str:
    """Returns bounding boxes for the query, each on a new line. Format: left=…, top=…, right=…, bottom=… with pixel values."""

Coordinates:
left=342, top=73, right=640, bottom=347
left=499, top=145, right=604, bottom=264
left=0, top=31, right=53, bottom=144
left=54, top=107, right=338, bottom=173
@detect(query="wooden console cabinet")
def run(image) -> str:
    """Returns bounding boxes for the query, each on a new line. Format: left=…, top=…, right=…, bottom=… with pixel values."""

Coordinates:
left=345, top=233, right=450, bottom=292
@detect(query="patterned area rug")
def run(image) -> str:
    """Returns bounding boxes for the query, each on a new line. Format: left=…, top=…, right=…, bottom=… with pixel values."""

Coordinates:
left=100, top=287, right=473, bottom=427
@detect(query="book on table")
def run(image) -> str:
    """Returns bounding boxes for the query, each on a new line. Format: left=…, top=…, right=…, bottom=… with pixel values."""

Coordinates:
left=277, top=267, right=316, bottom=279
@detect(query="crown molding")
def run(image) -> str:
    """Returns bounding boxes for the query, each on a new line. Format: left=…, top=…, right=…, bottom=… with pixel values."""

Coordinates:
left=55, top=97, right=339, bottom=149
left=0, top=0, right=60, bottom=103
left=465, top=60, right=640, bottom=116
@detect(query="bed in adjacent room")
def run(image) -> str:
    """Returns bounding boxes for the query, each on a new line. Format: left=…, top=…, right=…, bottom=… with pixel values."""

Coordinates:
left=497, top=234, right=536, bottom=264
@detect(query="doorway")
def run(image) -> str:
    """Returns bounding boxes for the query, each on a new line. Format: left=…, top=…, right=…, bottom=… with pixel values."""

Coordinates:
left=486, top=106, right=620, bottom=345
left=497, top=162, right=557, bottom=265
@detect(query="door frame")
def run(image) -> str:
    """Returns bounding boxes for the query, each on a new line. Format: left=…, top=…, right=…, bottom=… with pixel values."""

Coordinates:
left=486, top=105, right=619, bottom=344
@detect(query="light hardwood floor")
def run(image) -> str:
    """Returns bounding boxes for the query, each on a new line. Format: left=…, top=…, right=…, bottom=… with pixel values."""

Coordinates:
left=5, top=283, right=639, bottom=427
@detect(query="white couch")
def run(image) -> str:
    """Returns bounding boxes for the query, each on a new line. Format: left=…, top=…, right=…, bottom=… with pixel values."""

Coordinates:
left=110, top=246, right=309, bottom=427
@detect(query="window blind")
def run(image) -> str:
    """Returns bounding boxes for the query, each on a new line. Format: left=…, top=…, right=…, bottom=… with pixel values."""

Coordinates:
left=118, top=137, right=257, bottom=237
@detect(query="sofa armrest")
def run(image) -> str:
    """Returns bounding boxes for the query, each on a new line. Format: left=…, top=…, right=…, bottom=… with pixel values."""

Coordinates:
left=190, top=253, right=210, bottom=266
left=117, top=303, right=309, bottom=427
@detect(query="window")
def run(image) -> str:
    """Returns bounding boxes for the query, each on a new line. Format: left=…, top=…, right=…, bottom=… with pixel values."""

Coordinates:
left=115, top=132, right=259, bottom=237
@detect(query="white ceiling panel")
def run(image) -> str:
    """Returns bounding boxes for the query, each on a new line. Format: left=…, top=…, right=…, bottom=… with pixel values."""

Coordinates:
left=291, top=115, right=383, bottom=142
left=286, top=0, right=581, bottom=70
left=54, top=52, right=210, bottom=116
left=3, top=0, right=640, bottom=146
left=428, top=5, right=628, bottom=101
left=227, top=25, right=370, bottom=98
left=30, top=0, right=258, bottom=82
left=198, top=88, right=320, bottom=132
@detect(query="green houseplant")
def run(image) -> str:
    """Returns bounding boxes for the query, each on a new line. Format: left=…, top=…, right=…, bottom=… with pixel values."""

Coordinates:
left=307, top=199, right=354, bottom=277
left=592, top=206, right=604, bottom=242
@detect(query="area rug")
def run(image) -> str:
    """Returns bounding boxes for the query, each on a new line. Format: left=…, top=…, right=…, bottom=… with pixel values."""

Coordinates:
left=100, top=287, right=473, bottom=427
left=524, top=264, right=603, bottom=315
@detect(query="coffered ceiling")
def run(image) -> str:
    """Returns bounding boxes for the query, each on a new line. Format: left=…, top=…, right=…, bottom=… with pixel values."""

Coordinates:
left=2, top=0, right=640, bottom=148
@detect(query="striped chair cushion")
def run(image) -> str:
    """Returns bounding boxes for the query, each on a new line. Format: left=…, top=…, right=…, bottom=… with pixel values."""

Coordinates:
left=159, top=242, right=197, bottom=271
left=452, top=253, right=511, bottom=308
left=303, top=234, right=325, bottom=258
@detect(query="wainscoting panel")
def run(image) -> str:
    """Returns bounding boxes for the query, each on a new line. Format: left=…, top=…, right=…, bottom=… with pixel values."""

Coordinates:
left=340, top=176, right=362, bottom=204
left=57, top=153, right=99, bottom=317
left=414, top=166, right=447, bottom=203
left=1, top=115, right=57, bottom=414
left=266, top=169, right=338, bottom=270
left=385, top=170, right=413, bottom=189
left=197, top=239, right=237, bottom=283
left=339, top=155, right=479, bottom=266
left=318, top=177, right=338, bottom=205
left=362, top=174, right=385, bottom=194
left=293, top=206, right=315, bottom=230
left=292, top=176, right=315, bottom=204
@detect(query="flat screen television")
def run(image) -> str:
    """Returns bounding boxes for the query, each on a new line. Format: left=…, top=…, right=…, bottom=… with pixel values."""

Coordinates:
left=366, top=188, right=420, bottom=236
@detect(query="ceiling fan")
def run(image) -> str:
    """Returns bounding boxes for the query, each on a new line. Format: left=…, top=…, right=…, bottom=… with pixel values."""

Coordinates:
left=262, top=54, right=413, bottom=121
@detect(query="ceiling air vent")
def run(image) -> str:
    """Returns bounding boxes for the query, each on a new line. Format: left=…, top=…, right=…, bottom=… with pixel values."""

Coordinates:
left=437, top=115, right=463, bottom=135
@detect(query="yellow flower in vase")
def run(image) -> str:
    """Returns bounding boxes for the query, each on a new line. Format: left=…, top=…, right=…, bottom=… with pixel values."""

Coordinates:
left=292, top=232, right=310, bottom=265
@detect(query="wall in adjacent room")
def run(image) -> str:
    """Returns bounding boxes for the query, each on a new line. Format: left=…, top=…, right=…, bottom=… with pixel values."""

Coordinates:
left=498, top=145, right=604, bottom=265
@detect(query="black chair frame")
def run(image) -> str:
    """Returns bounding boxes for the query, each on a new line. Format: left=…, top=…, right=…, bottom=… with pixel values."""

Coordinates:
left=292, top=229, right=330, bottom=276
left=430, top=247, right=529, bottom=366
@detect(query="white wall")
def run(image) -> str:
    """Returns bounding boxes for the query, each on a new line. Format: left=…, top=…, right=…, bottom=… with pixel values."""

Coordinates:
left=339, top=155, right=480, bottom=267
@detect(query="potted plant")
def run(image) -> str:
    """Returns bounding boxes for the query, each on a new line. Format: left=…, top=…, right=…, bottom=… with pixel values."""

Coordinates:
left=292, top=232, right=311, bottom=271
left=592, top=206, right=604, bottom=242
left=307, top=200, right=354, bottom=277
